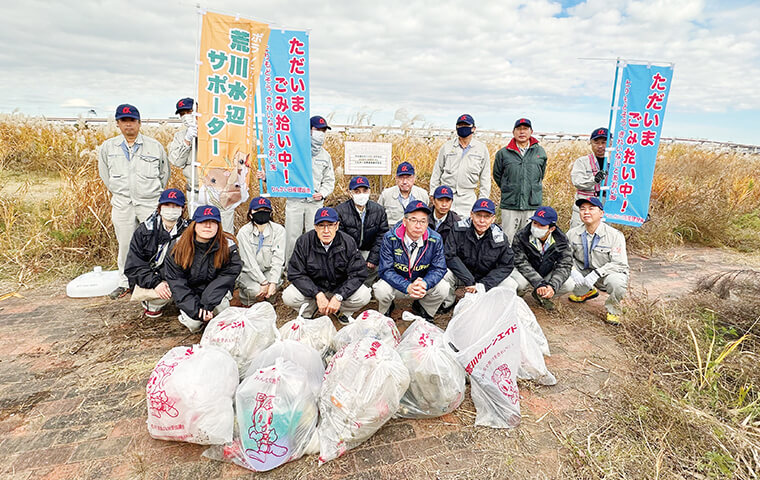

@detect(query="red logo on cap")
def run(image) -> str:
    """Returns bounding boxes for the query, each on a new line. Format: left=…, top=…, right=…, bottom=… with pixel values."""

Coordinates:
left=320, top=209, right=329, bottom=217
left=537, top=210, right=545, bottom=217
left=258, top=198, right=266, bottom=204
left=460, top=115, right=467, bottom=121
left=168, top=191, right=177, bottom=199
left=357, top=178, right=364, bottom=183
left=520, top=118, right=526, bottom=123
left=597, top=129, right=605, bottom=135
left=417, top=202, right=424, bottom=208
left=319, top=118, right=325, bottom=124
left=178, top=100, right=184, bottom=106
left=480, top=200, right=489, bottom=207
left=122, top=107, right=130, bottom=113
left=203, top=207, right=213, bottom=215
left=441, top=188, right=448, bottom=194
left=401, top=165, right=408, bottom=171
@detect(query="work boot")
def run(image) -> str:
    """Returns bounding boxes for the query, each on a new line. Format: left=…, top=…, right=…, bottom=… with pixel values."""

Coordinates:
left=383, top=301, right=396, bottom=317
left=108, top=286, right=131, bottom=300
left=411, top=300, right=435, bottom=322
left=531, top=290, right=555, bottom=311
left=336, top=313, right=351, bottom=326
left=604, top=312, right=621, bottom=326
left=568, top=288, right=599, bottom=303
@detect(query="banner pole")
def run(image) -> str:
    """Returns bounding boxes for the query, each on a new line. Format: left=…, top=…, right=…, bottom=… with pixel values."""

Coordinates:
left=601, top=57, right=621, bottom=205
left=191, top=5, right=203, bottom=209
left=254, top=96, right=265, bottom=196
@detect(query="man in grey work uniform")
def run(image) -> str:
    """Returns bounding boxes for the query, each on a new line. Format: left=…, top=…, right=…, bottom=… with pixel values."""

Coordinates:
left=377, top=162, right=430, bottom=227
left=98, top=104, right=169, bottom=299
left=570, top=127, right=608, bottom=229
left=493, top=118, right=548, bottom=243
left=430, top=114, right=491, bottom=217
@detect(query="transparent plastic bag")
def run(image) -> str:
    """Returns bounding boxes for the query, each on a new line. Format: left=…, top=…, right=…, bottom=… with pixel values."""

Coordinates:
left=444, top=285, right=522, bottom=428
left=515, top=297, right=556, bottom=386
left=146, top=344, right=239, bottom=444
left=245, top=340, right=325, bottom=398
left=279, top=304, right=337, bottom=363
left=331, top=309, right=401, bottom=354
left=395, top=317, right=466, bottom=418
left=318, top=337, right=410, bottom=464
left=203, top=358, right=318, bottom=472
left=200, top=304, right=278, bottom=378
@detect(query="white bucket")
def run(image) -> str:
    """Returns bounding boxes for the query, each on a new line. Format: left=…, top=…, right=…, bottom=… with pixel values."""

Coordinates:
left=66, top=266, right=120, bottom=298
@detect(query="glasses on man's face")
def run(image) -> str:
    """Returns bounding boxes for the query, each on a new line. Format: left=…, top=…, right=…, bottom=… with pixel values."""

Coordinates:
left=405, top=217, right=427, bottom=225
left=315, top=222, right=338, bottom=230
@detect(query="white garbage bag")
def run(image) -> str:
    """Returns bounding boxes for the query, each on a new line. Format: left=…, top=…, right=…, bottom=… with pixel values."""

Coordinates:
left=203, top=358, right=319, bottom=472
left=279, top=304, right=337, bottom=362
left=200, top=304, right=278, bottom=378
left=245, top=340, right=325, bottom=398
left=395, top=317, right=466, bottom=418
left=331, top=309, right=401, bottom=353
left=515, top=297, right=556, bottom=386
left=146, top=345, right=238, bottom=444
left=318, top=337, right=410, bottom=464
left=444, top=286, right=522, bottom=428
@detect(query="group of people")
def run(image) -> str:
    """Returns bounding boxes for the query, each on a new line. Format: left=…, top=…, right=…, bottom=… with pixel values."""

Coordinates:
left=97, top=100, right=629, bottom=332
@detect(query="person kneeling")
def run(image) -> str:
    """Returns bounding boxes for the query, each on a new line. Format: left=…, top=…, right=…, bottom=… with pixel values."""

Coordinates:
left=236, top=197, right=285, bottom=306
left=164, top=205, right=243, bottom=332
left=282, top=207, right=371, bottom=325
left=507, top=206, right=574, bottom=311
left=443, top=198, right=514, bottom=313
left=373, top=201, right=448, bottom=321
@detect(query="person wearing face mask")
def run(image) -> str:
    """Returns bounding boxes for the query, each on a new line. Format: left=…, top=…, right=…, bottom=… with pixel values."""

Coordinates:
left=505, top=206, right=574, bottom=311
left=430, top=114, right=491, bottom=217
left=98, top=104, right=170, bottom=300
left=335, top=176, right=389, bottom=286
left=163, top=205, right=243, bottom=332
left=235, top=197, right=286, bottom=306
left=125, top=188, right=191, bottom=318
left=442, top=198, right=514, bottom=313
left=377, top=162, right=430, bottom=227
left=570, top=127, right=609, bottom=229
left=428, top=185, right=461, bottom=245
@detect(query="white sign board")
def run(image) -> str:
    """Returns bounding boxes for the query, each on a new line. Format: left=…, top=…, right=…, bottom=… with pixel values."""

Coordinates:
left=344, top=142, right=392, bottom=175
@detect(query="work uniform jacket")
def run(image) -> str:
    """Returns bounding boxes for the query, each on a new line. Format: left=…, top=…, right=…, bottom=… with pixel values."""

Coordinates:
left=288, top=147, right=335, bottom=204
left=493, top=137, right=547, bottom=211
left=445, top=219, right=514, bottom=290
left=287, top=230, right=367, bottom=299
left=377, top=185, right=430, bottom=227
left=97, top=133, right=169, bottom=209
left=428, top=210, right=461, bottom=246
left=571, top=153, right=603, bottom=201
left=335, top=199, right=389, bottom=266
left=163, top=238, right=242, bottom=320
left=168, top=127, right=197, bottom=192
left=430, top=137, right=491, bottom=215
left=378, top=223, right=447, bottom=293
left=236, top=221, right=286, bottom=286
left=512, top=223, right=573, bottom=292
left=566, top=222, right=629, bottom=277
left=125, top=211, right=190, bottom=290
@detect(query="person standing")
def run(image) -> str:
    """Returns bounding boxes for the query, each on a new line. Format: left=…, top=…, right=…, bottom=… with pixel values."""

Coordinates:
left=168, top=97, right=198, bottom=202
left=570, top=127, right=608, bottom=228
left=98, top=104, right=169, bottom=299
left=377, top=162, right=429, bottom=227
left=493, top=118, right=547, bottom=243
left=430, top=114, right=491, bottom=216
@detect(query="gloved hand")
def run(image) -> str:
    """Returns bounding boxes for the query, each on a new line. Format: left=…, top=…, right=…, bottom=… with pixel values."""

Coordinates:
left=184, top=125, right=197, bottom=142
left=584, top=270, right=600, bottom=288
left=594, top=170, right=607, bottom=183
left=570, top=269, right=585, bottom=285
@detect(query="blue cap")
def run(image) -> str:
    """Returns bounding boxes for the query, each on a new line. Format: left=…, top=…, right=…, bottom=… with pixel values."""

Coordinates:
left=158, top=188, right=185, bottom=207
left=310, top=115, right=331, bottom=130
left=472, top=198, right=496, bottom=215
left=575, top=197, right=604, bottom=210
left=456, top=114, right=475, bottom=126
left=404, top=200, right=431, bottom=215
left=175, top=98, right=194, bottom=114
left=314, top=207, right=339, bottom=224
left=396, top=162, right=415, bottom=176
left=514, top=117, right=532, bottom=129
left=349, top=176, right=370, bottom=190
left=433, top=185, right=454, bottom=199
left=249, top=196, right=272, bottom=211
left=590, top=127, right=608, bottom=140
left=115, top=104, right=140, bottom=120
left=530, top=206, right=558, bottom=226
left=192, top=205, right=221, bottom=223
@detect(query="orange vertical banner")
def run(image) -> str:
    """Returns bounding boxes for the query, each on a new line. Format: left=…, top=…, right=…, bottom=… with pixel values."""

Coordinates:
left=196, top=11, right=270, bottom=211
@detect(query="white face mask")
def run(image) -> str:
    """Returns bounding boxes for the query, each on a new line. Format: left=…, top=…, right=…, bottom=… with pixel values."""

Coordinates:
left=531, top=225, right=549, bottom=240
left=352, top=192, right=370, bottom=206
left=311, top=130, right=325, bottom=147
left=181, top=114, right=197, bottom=128
left=161, top=205, right=182, bottom=222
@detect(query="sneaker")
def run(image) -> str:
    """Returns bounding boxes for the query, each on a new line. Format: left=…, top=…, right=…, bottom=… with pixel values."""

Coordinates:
left=383, top=301, right=396, bottom=317
left=108, top=286, right=131, bottom=300
left=531, top=290, right=555, bottom=311
left=568, top=288, right=599, bottom=303
left=604, top=313, right=621, bottom=326
left=437, top=302, right=455, bottom=315
left=336, top=314, right=351, bottom=326
left=411, top=300, right=435, bottom=322
left=142, top=302, right=163, bottom=318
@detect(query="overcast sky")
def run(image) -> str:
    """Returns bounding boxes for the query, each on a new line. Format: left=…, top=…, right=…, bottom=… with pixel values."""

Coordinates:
left=2, top=0, right=759, bottom=144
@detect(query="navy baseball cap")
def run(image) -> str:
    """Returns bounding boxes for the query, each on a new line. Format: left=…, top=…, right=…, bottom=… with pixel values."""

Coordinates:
left=192, top=205, right=221, bottom=223
left=115, top=104, right=140, bottom=120
left=349, top=176, right=370, bottom=190
left=456, top=114, right=475, bottom=126
left=575, top=197, right=604, bottom=210
left=514, top=118, right=532, bottom=129
left=310, top=115, right=331, bottom=130
left=433, top=185, right=454, bottom=199
left=249, top=196, right=272, bottom=211
left=590, top=127, right=608, bottom=140
left=396, top=162, right=415, bottom=176
left=158, top=188, right=185, bottom=207
left=175, top=98, right=194, bottom=114
left=404, top=200, right=431, bottom=215
left=472, top=198, right=496, bottom=215
left=530, top=206, right=558, bottom=226
left=314, top=207, right=339, bottom=224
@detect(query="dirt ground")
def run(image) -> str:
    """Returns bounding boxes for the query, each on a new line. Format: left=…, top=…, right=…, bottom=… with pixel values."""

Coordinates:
left=0, top=246, right=756, bottom=480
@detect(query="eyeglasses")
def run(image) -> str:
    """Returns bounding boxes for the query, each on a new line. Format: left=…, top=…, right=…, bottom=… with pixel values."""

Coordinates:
left=404, top=217, right=427, bottom=225
left=315, top=222, right=338, bottom=230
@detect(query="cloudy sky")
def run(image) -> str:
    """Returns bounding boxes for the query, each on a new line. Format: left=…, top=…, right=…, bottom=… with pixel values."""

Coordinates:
left=3, top=0, right=759, bottom=144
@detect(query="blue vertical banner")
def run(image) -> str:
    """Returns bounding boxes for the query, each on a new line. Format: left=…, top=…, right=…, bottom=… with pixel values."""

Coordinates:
left=259, top=29, right=312, bottom=197
left=604, top=62, right=674, bottom=227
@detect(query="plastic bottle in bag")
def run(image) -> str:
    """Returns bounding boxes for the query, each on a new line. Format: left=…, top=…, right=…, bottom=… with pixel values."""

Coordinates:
left=245, top=340, right=325, bottom=398
left=331, top=309, right=401, bottom=353
left=279, top=304, right=337, bottom=363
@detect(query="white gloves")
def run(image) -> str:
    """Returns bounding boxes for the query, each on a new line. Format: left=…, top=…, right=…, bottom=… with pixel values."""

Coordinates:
left=583, top=271, right=600, bottom=288
left=570, top=269, right=584, bottom=285
left=184, top=125, right=197, bottom=142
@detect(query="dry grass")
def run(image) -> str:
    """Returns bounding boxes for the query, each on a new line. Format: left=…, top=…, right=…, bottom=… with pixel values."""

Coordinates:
left=1, top=113, right=760, bottom=288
